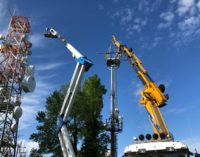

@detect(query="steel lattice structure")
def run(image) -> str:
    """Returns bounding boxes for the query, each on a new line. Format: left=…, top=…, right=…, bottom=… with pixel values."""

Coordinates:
left=0, top=16, right=35, bottom=157
left=17, top=141, right=26, bottom=157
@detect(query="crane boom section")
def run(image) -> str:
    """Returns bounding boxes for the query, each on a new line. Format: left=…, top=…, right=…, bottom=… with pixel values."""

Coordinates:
left=112, top=35, right=169, bottom=137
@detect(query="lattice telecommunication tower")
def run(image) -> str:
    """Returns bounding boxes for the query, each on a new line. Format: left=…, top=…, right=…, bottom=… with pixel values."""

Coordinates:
left=0, top=16, right=36, bottom=157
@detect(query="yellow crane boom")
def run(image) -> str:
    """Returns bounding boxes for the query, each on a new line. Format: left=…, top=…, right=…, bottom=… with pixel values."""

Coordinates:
left=112, top=35, right=170, bottom=138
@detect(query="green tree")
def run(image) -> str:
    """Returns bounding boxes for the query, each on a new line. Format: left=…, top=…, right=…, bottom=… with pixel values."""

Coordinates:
left=30, top=90, right=64, bottom=156
left=79, top=75, right=109, bottom=157
left=29, top=148, right=42, bottom=157
left=30, top=75, right=109, bottom=156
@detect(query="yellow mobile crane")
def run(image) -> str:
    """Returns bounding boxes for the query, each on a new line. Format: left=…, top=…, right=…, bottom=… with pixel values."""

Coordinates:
left=112, top=35, right=169, bottom=139
left=111, top=36, right=190, bottom=157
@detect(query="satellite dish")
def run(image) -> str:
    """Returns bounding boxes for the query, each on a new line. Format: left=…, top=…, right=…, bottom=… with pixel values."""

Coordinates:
left=22, top=75, right=36, bottom=92
left=11, top=123, right=17, bottom=132
left=26, top=65, right=35, bottom=76
left=13, top=106, right=23, bottom=119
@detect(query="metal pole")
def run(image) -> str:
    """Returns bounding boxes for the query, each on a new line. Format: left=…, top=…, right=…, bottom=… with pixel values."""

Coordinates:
left=110, top=66, right=117, bottom=157
left=105, top=52, right=122, bottom=157
left=110, top=66, right=115, bottom=116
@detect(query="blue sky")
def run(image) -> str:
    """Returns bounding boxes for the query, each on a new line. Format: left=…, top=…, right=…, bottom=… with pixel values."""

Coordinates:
left=1, top=0, right=200, bottom=156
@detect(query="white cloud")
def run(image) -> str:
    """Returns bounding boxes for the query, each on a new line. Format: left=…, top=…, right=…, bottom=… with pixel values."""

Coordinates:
left=0, top=0, right=7, bottom=19
left=177, top=0, right=195, bottom=16
left=189, top=6, right=198, bottom=16
left=165, top=104, right=199, bottom=115
left=0, top=28, right=7, bottom=36
left=131, top=78, right=143, bottom=98
left=111, top=7, right=134, bottom=25
left=111, top=10, right=120, bottom=20
left=126, top=25, right=141, bottom=34
left=110, top=1, right=161, bottom=37
left=141, top=36, right=162, bottom=49
left=197, top=1, right=200, bottom=10
left=0, top=0, right=9, bottom=31
left=175, top=14, right=200, bottom=41
left=156, top=0, right=200, bottom=43
left=132, top=25, right=141, bottom=32
left=38, top=74, right=57, bottom=80
left=29, top=33, right=45, bottom=48
left=152, top=36, right=162, bottom=47
left=182, top=137, right=200, bottom=152
left=18, top=140, right=39, bottom=156
left=137, top=0, right=161, bottom=13
left=161, top=12, right=174, bottom=22
left=137, top=1, right=150, bottom=13
left=111, top=0, right=200, bottom=44
left=19, top=75, right=56, bottom=130
left=158, top=23, right=171, bottom=29
left=178, top=16, right=200, bottom=31
left=134, top=18, right=141, bottom=23
left=170, top=0, right=177, bottom=3
left=126, top=18, right=147, bottom=35
left=26, top=141, right=39, bottom=155
left=19, top=105, right=39, bottom=130
left=37, top=62, right=66, bottom=71
left=121, top=8, right=133, bottom=24
left=158, top=12, right=174, bottom=29
left=134, top=82, right=143, bottom=98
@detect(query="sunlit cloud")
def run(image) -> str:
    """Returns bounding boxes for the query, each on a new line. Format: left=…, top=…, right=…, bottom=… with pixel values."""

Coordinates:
left=158, top=11, right=175, bottom=29
left=164, top=104, right=199, bottom=115
left=18, top=140, right=39, bottom=156
left=0, top=0, right=7, bottom=19
left=29, top=33, right=45, bottom=48
left=19, top=74, right=56, bottom=131
left=182, top=137, right=200, bottom=152
left=37, top=62, right=67, bottom=71
left=177, top=0, right=195, bottom=16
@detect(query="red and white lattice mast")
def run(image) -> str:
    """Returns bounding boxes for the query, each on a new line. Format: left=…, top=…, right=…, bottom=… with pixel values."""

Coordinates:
left=0, top=16, right=36, bottom=156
